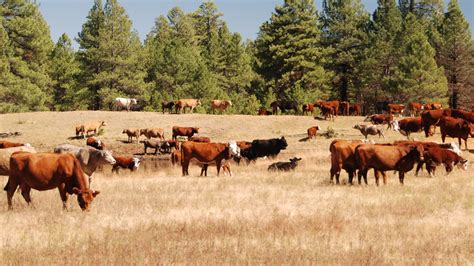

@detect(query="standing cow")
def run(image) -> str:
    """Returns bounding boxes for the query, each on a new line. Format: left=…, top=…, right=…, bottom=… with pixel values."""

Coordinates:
left=175, top=99, right=201, bottom=114
left=115, top=97, right=137, bottom=112
left=181, top=141, right=240, bottom=176
left=211, top=100, right=232, bottom=114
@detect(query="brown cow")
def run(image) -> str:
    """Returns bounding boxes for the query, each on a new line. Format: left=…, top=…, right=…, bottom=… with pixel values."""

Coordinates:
left=387, top=103, right=405, bottom=116
left=349, top=103, right=362, bottom=116
left=422, top=147, right=468, bottom=176
left=302, top=103, right=315, bottom=115
left=0, top=140, right=29, bottom=149
left=258, top=107, right=272, bottom=116
left=365, top=114, right=394, bottom=129
left=339, top=101, right=350, bottom=116
left=424, top=103, right=443, bottom=110
left=76, top=121, right=106, bottom=138
left=421, top=109, right=452, bottom=137
left=112, top=156, right=140, bottom=173
left=330, top=139, right=363, bottom=184
left=451, top=109, right=474, bottom=123
left=122, top=128, right=140, bottom=143
left=307, top=126, right=321, bottom=139
left=439, top=116, right=471, bottom=150
left=172, top=126, right=199, bottom=140
left=181, top=141, right=240, bottom=176
left=86, top=137, right=105, bottom=150
left=189, top=136, right=211, bottom=143
left=140, top=128, right=165, bottom=140
left=408, top=102, right=423, bottom=117
left=355, top=143, right=424, bottom=185
left=175, top=99, right=201, bottom=114
left=315, top=101, right=337, bottom=121
left=211, top=100, right=232, bottom=114
left=171, top=149, right=232, bottom=176
left=5, top=152, right=99, bottom=210
left=392, top=117, right=423, bottom=139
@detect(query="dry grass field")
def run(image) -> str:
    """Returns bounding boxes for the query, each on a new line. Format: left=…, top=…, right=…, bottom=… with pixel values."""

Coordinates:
left=0, top=111, right=473, bottom=265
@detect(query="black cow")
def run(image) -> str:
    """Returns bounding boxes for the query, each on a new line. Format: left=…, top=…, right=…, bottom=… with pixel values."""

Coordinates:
left=162, top=101, right=175, bottom=114
left=241, top=136, right=288, bottom=162
left=270, top=100, right=299, bottom=115
left=375, top=100, right=389, bottom=114
left=268, top=157, right=302, bottom=171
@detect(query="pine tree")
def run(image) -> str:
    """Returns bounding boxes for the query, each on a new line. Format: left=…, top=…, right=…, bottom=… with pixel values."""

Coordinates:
left=50, top=33, right=84, bottom=111
left=0, top=0, right=54, bottom=112
left=256, top=0, right=331, bottom=103
left=320, top=0, right=370, bottom=102
left=439, top=0, right=474, bottom=109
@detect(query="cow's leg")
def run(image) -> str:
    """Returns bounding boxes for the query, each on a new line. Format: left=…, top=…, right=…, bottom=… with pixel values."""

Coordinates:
left=381, top=171, right=387, bottom=185
left=182, top=160, right=189, bottom=176
left=20, top=183, right=32, bottom=208
left=399, top=172, right=405, bottom=185
left=58, top=183, right=69, bottom=211
left=374, top=170, right=380, bottom=186
left=415, top=161, right=424, bottom=176
left=330, top=166, right=336, bottom=183
left=6, top=178, right=19, bottom=210
left=347, top=170, right=354, bottom=185
left=216, top=161, right=222, bottom=176
left=357, top=169, right=364, bottom=185
left=363, top=170, right=368, bottom=185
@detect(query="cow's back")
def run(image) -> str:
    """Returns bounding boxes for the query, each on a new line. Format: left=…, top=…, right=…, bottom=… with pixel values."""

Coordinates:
left=0, top=146, right=37, bottom=176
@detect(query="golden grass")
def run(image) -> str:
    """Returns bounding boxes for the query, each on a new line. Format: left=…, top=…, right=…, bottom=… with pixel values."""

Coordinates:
left=0, top=111, right=473, bottom=264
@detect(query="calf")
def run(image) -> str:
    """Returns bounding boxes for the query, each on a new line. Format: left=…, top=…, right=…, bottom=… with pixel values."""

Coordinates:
left=140, top=128, right=165, bottom=140
left=86, top=137, right=105, bottom=150
left=302, top=103, right=315, bottom=115
left=112, top=156, right=140, bottom=173
left=142, top=139, right=170, bottom=155
left=353, top=124, right=384, bottom=139
left=122, top=128, right=140, bottom=143
left=365, top=114, right=394, bottom=129
left=268, top=157, right=302, bottom=172
left=175, top=99, right=201, bottom=114
left=211, top=100, right=232, bottom=114
left=0, top=140, right=30, bottom=149
left=161, top=101, right=175, bottom=114
left=439, top=116, right=470, bottom=150
left=422, top=147, right=468, bottom=176
left=307, top=126, right=321, bottom=139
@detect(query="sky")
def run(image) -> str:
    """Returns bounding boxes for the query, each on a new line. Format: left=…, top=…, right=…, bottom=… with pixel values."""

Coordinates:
left=38, top=0, right=474, bottom=48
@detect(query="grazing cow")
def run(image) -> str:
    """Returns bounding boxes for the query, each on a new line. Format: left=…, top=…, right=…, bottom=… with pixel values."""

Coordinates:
left=189, top=137, right=211, bottom=143
left=422, top=147, right=468, bottom=176
left=451, top=109, right=474, bottom=123
left=353, top=124, right=384, bottom=139
left=375, top=100, right=389, bottom=114
left=86, top=137, right=105, bottom=150
left=53, top=144, right=116, bottom=182
left=339, top=101, right=350, bottom=116
left=112, top=156, right=140, bottom=173
left=349, top=103, right=362, bottom=116
left=122, top=128, right=140, bottom=143
left=268, top=157, right=302, bottom=172
left=257, top=107, right=272, bottom=116
left=5, top=152, right=99, bottom=210
left=307, top=126, right=321, bottom=139
left=424, top=102, right=442, bottom=110
left=439, top=116, right=471, bottom=150
left=141, top=139, right=170, bottom=155
left=240, top=137, right=288, bottom=162
left=302, top=103, right=315, bottom=115
left=329, top=139, right=363, bottom=184
left=409, top=102, right=424, bottom=117
left=172, top=126, right=199, bottom=140
left=115, top=97, right=137, bottom=111
left=0, top=146, right=37, bottom=176
left=355, top=143, right=424, bottom=185
left=421, top=109, right=452, bottom=137
left=0, top=140, right=30, bottom=149
left=140, top=128, right=165, bottom=140
left=364, top=114, right=394, bottom=129
left=76, top=121, right=106, bottom=138
left=161, top=101, right=175, bottom=114
left=387, top=103, right=405, bottom=116
left=211, top=100, right=232, bottom=114
left=392, top=117, right=424, bottom=139
left=270, top=100, right=299, bottom=115
left=181, top=141, right=240, bottom=176
left=175, top=99, right=201, bottom=114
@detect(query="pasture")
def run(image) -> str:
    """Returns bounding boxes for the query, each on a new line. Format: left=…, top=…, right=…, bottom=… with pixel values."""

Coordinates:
left=0, top=111, right=473, bottom=264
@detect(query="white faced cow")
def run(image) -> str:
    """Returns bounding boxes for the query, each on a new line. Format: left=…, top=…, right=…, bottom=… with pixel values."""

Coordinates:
left=115, top=97, right=137, bottom=112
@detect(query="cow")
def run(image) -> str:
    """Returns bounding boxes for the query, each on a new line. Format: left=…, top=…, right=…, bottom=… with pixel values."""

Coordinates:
left=86, top=137, right=105, bottom=150
left=111, top=156, right=140, bottom=174
left=365, top=114, right=394, bottom=129
left=175, top=99, right=201, bottom=114
left=424, top=103, right=443, bottom=110
left=349, top=103, right=362, bottom=116
left=268, top=157, right=302, bottom=172
left=0, top=140, right=30, bottom=149
left=172, top=126, right=199, bottom=140
left=240, top=137, right=288, bottom=163
left=171, top=149, right=232, bottom=176
left=422, top=147, right=468, bottom=176
left=270, top=100, right=299, bottom=115
left=140, top=128, right=165, bottom=140
left=302, top=103, right=315, bottom=115
left=353, top=124, right=384, bottom=139
left=189, top=137, right=211, bottom=143
left=115, top=97, right=137, bottom=111
left=122, top=128, right=140, bottom=143
left=257, top=107, right=272, bottom=116
left=451, top=109, right=474, bottom=123
left=375, top=100, right=389, bottom=114
left=329, top=139, right=363, bottom=184
left=387, top=103, right=405, bottom=116
left=409, top=102, right=424, bottom=117
left=339, top=101, right=350, bottom=116
left=76, top=121, right=106, bottom=138
left=315, top=100, right=339, bottom=119
left=439, top=116, right=471, bottom=150
left=181, top=141, right=240, bottom=176
left=141, top=139, right=170, bottom=155
left=211, top=100, right=232, bottom=114
left=355, top=143, right=424, bottom=185
left=421, top=109, right=452, bottom=137
left=391, top=117, right=424, bottom=139
left=307, top=126, right=321, bottom=139
left=163, top=140, right=178, bottom=152
left=54, top=144, right=116, bottom=183
left=161, top=101, right=175, bottom=114
left=5, top=152, right=99, bottom=210
left=0, top=146, right=37, bottom=176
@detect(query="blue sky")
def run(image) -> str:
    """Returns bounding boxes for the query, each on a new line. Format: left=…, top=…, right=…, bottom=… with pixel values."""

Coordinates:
left=38, top=0, right=473, bottom=47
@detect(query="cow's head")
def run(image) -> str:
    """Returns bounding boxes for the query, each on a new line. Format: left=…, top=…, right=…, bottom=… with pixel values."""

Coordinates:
left=132, top=157, right=141, bottom=170
left=227, top=141, right=241, bottom=158
left=316, top=125, right=321, bottom=131
left=290, top=157, right=302, bottom=163
left=455, top=159, right=468, bottom=171
left=391, top=120, right=400, bottom=131
left=95, top=150, right=116, bottom=165
left=193, top=127, right=199, bottom=133
left=100, top=121, right=107, bottom=126
left=278, top=136, right=288, bottom=150
left=73, top=188, right=100, bottom=211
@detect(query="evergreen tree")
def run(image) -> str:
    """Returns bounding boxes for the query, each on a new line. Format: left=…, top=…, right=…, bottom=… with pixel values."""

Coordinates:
left=50, top=34, right=84, bottom=111
left=321, top=0, right=370, bottom=101
left=439, top=0, right=474, bottom=109
left=256, top=0, right=331, bottom=103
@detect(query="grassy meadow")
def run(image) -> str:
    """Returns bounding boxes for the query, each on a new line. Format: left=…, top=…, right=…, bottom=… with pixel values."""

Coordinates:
left=0, top=111, right=473, bottom=264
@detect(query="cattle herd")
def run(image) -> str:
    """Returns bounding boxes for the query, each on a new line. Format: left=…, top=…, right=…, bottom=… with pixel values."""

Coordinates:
left=0, top=100, right=473, bottom=212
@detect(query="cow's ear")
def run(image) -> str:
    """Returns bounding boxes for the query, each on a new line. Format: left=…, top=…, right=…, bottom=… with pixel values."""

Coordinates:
left=92, top=190, right=100, bottom=197
left=79, top=148, right=90, bottom=165
left=72, top=187, right=81, bottom=195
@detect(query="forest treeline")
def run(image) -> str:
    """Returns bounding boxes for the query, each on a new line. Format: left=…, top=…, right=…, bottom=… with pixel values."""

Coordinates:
left=0, top=0, right=472, bottom=114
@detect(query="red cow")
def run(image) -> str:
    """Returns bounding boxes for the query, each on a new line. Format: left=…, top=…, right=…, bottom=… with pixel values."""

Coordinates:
left=439, top=116, right=471, bottom=150
left=408, top=102, right=423, bottom=117
left=387, top=103, right=405, bottom=116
